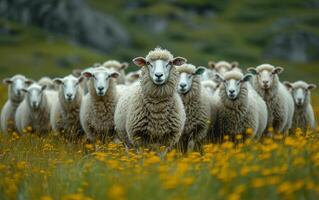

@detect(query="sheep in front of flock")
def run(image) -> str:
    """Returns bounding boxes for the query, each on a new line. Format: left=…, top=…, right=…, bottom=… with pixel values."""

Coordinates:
left=175, top=64, right=213, bottom=153
left=1, top=75, right=33, bottom=134
left=102, top=60, right=128, bottom=85
left=15, top=83, right=58, bottom=134
left=248, top=64, right=294, bottom=135
left=50, top=75, right=84, bottom=141
left=80, top=66, right=120, bottom=143
left=114, top=47, right=186, bottom=153
left=284, top=81, right=317, bottom=133
left=213, top=71, right=268, bottom=142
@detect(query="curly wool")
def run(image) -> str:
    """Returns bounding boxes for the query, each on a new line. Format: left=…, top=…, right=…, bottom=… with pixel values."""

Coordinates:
left=251, top=65, right=294, bottom=134
left=175, top=64, right=196, bottom=74
left=145, top=47, right=174, bottom=62
left=80, top=76, right=118, bottom=142
left=289, top=81, right=316, bottom=133
left=213, top=72, right=267, bottom=141
left=50, top=85, right=84, bottom=141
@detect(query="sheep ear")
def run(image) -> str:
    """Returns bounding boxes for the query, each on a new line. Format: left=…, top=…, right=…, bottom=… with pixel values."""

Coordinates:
left=208, top=61, right=216, bottom=69
left=231, top=61, right=239, bottom=69
left=195, top=66, right=206, bottom=75
left=73, top=69, right=82, bottom=77
left=247, top=67, right=257, bottom=75
left=214, top=73, right=225, bottom=83
left=133, top=57, right=146, bottom=67
left=3, top=78, right=13, bottom=85
left=172, top=57, right=187, bottom=66
left=53, top=78, right=63, bottom=85
left=82, top=71, right=93, bottom=78
left=25, top=79, right=34, bottom=86
left=41, top=85, right=47, bottom=91
left=78, top=76, right=84, bottom=83
left=283, top=81, right=292, bottom=89
left=131, top=72, right=140, bottom=79
left=273, top=67, right=284, bottom=74
left=241, top=74, right=253, bottom=82
left=110, top=72, right=120, bottom=79
left=120, top=62, right=129, bottom=70
left=308, top=84, right=316, bottom=90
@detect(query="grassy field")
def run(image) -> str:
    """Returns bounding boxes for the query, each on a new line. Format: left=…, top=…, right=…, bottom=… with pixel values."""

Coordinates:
left=0, top=85, right=319, bottom=200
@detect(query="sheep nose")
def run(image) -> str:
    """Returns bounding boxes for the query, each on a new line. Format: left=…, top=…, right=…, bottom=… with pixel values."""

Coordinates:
left=263, top=80, right=269, bottom=84
left=229, top=89, right=235, bottom=94
left=180, top=83, right=186, bottom=88
left=66, top=93, right=72, bottom=98
left=155, top=73, right=163, bottom=78
left=98, top=86, right=104, bottom=91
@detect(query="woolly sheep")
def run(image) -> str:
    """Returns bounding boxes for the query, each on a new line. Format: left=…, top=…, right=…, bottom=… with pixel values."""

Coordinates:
left=38, top=77, right=57, bottom=90
left=15, top=83, right=58, bottom=134
left=247, top=64, right=294, bottom=135
left=50, top=75, right=84, bottom=141
left=80, top=66, right=120, bottom=143
left=284, top=81, right=316, bottom=133
left=73, top=63, right=100, bottom=94
left=176, top=64, right=213, bottom=153
left=213, top=71, right=268, bottom=141
left=102, top=60, right=128, bottom=84
left=201, top=80, right=220, bottom=96
left=208, top=60, right=242, bottom=75
left=114, top=47, right=187, bottom=152
left=1, top=75, right=33, bottom=134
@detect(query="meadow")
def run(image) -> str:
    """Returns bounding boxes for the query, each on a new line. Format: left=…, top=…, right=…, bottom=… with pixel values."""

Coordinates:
left=0, top=85, right=319, bottom=200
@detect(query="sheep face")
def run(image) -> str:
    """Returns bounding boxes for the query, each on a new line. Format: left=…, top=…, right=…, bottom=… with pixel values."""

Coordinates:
left=284, top=81, right=316, bottom=107
left=248, top=66, right=283, bottom=89
left=83, top=68, right=119, bottom=96
left=133, top=56, right=186, bottom=86
left=3, top=75, right=32, bottom=100
left=54, top=75, right=83, bottom=102
left=177, top=67, right=205, bottom=94
left=22, top=84, right=46, bottom=109
left=216, top=73, right=252, bottom=100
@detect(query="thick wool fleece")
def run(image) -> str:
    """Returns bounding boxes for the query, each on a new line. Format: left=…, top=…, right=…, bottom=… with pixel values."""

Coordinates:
left=115, top=65, right=186, bottom=150
left=214, top=73, right=267, bottom=142
left=80, top=78, right=118, bottom=142
left=50, top=86, right=84, bottom=141
left=251, top=65, right=294, bottom=134
left=289, top=81, right=316, bottom=133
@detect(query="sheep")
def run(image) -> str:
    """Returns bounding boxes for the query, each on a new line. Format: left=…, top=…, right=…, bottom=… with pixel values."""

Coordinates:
left=38, top=77, right=57, bottom=90
left=1, top=75, right=33, bottom=134
left=213, top=71, right=268, bottom=142
left=114, top=47, right=187, bottom=152
left=15, top=83, right=58, bottom=134
left=283, top=81, right=316, bottom=133
left=208, top=60, right=242, bottom=75
left=201, top=80, right=220, bottom=96
left=175, top=64, right=213, bottom=153
left=125, top=70, right=141, bottom=85
left=73, top=63, right=100, bottom=94
left=50, top=75, right=84, bottom=141
left=247, top=64, right=294, bottom=135
left=80, top=66, right=120, bottom=143
left=102, top=60, right=128, bottom=84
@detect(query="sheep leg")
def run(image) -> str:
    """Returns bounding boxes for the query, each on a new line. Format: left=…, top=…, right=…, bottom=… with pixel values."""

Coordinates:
left=187, top=139, right=195, bottom=153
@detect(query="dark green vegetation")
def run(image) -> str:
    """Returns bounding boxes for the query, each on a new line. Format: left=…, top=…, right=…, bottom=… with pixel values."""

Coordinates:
left=0, top=0, right=318, bottom=85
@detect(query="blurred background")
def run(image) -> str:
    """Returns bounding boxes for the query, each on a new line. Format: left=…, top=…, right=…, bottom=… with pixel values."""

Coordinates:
left=0, top=0, right=318, bottom=86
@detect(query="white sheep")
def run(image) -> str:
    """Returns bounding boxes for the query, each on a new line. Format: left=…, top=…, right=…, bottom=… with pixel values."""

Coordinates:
left=73, top=64, right=99, bottom=94
left=50, top=75, right=84, bottom=141
left=125, top=70, right=141, bottom=85
left=284, top=81, right=317, bottom=133
left=80, top=66, right=120, bottom=143
left=213, top=71, right=268, bottom=141
left=15, top=83, right=58, bottom=134
left=102, top=60, right=128, bottom=84
left=201, top=80, right=220, bottom=96
left=176, top=64, right=213, bottom=152
left=38, top=77, right=57, bottom=90
left=1, top=75, right=33, bottom=134
left=208, top=60, right=242, bottom=75
left=114, top=47, right=187, bottom=152
left=247, top=64, right=295, bottom=135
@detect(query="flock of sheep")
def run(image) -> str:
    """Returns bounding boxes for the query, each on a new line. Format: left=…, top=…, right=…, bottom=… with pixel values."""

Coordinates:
left=0, top=47, right=317, bottom=153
